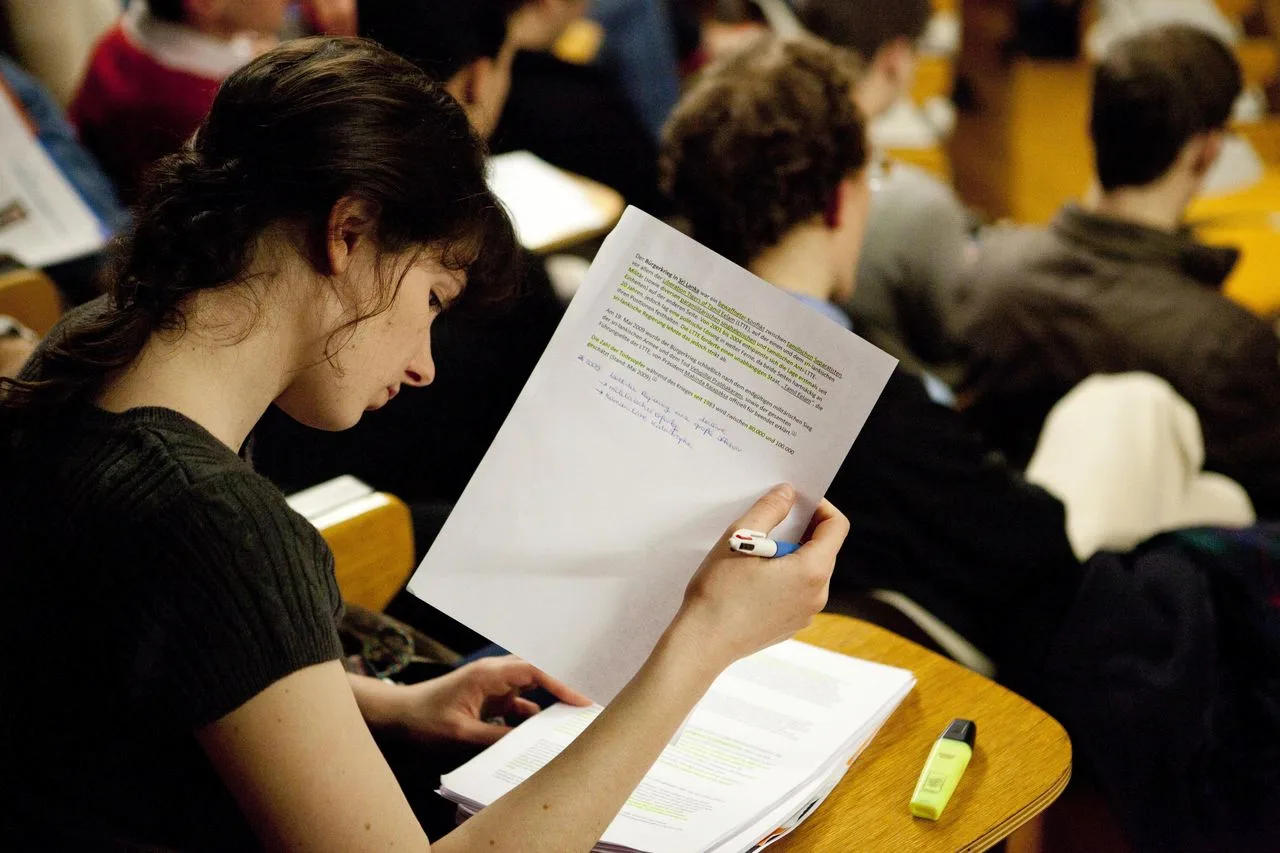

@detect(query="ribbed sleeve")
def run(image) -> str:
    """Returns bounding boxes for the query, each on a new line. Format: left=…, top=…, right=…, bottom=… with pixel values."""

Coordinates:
left=139, top=470, right=343, bottom=728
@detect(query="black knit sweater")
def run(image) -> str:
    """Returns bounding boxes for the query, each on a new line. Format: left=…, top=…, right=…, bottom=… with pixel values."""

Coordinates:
left=1, top=316, right=342, bottom=850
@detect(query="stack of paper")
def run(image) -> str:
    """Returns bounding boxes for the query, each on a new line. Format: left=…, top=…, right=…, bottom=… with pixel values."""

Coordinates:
left=440, top=640, right=914, bottom=853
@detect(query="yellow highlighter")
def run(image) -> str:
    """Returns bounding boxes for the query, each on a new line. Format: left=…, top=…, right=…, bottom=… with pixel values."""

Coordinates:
left=910, top=719, right=976, bottom=820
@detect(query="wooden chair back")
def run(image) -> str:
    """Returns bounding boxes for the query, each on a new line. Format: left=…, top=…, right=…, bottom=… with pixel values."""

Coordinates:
left=0, top=267, right=61, bottom=335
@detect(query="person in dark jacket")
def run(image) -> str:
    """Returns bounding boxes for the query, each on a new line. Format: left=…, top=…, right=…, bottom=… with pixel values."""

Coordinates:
left=952, top=24, right=1280, bottom=519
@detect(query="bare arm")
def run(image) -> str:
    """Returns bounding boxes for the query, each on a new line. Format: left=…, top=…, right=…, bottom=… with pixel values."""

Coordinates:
left=199, top=487, right=845, bottom=852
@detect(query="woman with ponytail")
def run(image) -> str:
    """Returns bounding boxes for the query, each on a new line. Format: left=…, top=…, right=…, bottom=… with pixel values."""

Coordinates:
left=0, top=36, right=846, bottom=853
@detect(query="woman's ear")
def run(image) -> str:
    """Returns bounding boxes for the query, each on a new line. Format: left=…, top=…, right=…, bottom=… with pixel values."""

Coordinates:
left=324, top=196, right=378, bottom=278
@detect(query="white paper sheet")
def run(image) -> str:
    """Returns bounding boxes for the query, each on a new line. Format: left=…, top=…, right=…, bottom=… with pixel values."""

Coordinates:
left=409, top=206, right=897, bottom=703
left=488, top=150, right=612, bottom=251
left=0, top=89, right=105, bottom=268
left=441, top=640, right=915, bottom=853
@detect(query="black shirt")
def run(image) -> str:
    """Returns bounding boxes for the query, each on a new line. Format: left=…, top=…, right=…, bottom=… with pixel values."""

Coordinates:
left=1, top=323, right=343, bottom=849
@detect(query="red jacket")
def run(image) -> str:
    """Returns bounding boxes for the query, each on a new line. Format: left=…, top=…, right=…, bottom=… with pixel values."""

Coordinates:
left=69, top=9, right=252, bottom=199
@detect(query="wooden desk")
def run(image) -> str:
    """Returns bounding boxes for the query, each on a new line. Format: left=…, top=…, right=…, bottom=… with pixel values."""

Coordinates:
left=1189, top=167, right=1280, bottom=318
left=0, top=266, right=62, bottom=334
left=542, top=173, right=625, bottom=256
left=773, top=615, right=1072, bottom=852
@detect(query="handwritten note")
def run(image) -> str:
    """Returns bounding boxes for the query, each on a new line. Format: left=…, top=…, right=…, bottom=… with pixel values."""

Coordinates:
left=409, top=207, right=896, bottom=703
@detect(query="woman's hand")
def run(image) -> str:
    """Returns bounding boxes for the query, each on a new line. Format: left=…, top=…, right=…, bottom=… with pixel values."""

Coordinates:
left=671, top=485, right=848, bottom=669
left=394, top=656, right=592, bottom=746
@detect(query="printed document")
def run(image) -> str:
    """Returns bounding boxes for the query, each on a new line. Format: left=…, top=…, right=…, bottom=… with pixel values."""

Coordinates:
left=409, top=207, right=897, bottom=702
left=440, top=640, right=916, bottom=853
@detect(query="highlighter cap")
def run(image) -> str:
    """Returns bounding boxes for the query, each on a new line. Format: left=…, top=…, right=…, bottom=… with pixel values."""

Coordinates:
left=942, top=719, right=976, bottom=748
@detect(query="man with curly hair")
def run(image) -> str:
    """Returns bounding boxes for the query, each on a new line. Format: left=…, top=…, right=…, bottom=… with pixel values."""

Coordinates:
left=661, top=35, right=1080, bottom=690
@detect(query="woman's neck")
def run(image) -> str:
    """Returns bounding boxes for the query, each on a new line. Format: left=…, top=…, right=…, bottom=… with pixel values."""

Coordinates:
left=97, top=288, right=302, bottom=452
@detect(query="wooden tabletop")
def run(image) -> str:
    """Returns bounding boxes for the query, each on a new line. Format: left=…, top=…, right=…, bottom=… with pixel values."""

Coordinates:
left=772, top=614, right=1072, bottom=853
left=1189, top=167, right=1280, bottom=318
left=532, top=172, right=625, bottom=257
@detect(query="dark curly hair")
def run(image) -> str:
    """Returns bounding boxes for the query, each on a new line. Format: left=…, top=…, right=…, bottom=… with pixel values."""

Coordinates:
left=0, top=37, right=517, bottom=444
left=660, top=35, right=868, bottom=267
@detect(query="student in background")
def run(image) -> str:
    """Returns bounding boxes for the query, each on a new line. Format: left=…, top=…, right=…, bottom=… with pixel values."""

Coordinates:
left=0, top=37, right=846, bottom=849
left=360, top=0, right=520, bottom=138
left=70, top=0, right=283, bottom=198
left=795, top=0, right=972, bottom=371
left=495, top=0, right=673, bottom=214
left=588, top=0, right=683, bottom=141
left=661, top=34, right=1080, bottom=693
left=69, top=0, right=349, bottom=199
left=952, top=24, right=1280, bottom=520
left=299, top=0, right=358, bottom=35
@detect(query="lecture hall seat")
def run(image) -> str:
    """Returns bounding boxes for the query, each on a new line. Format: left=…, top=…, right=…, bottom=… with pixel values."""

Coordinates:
left=0, top=266, right=61, bottom=335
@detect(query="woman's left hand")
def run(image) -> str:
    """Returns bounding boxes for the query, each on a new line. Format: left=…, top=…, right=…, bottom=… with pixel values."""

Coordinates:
left=396, top=656, right=592, bottom=746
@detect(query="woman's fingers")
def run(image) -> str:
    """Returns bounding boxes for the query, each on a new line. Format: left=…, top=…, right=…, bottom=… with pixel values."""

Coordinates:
left=729, top=484, right=797, bottom=539
left=479, top=656, right=593, bottom=707
left=796, top=498, right=849, bottom=564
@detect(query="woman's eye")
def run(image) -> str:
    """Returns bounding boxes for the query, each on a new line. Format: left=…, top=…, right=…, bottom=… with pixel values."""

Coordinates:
left=429, top=291, right=442, bottom=311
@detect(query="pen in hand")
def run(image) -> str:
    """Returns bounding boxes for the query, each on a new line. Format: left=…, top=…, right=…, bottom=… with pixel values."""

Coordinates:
left=728, top=528, right=801, bottom=558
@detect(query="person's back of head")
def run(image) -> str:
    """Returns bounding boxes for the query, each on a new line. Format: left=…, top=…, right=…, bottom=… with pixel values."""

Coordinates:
left=359, top=0, right=521, bottom=136
left=794, top=0, right=931, bottom=62
left=661, top=35, right=868, bottom=296
left=359, top=0, right=518, bottom=83
left=1092, top=23, right=1242, bottom=193
left=793, top=0, right=930, bottom=116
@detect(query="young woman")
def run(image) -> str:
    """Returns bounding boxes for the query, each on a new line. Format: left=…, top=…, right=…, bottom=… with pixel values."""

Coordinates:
left=0, top=38, right=847, bottom=851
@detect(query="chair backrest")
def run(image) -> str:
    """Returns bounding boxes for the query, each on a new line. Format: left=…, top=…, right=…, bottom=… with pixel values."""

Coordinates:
left=287, top=477, right=417, bottom=612
left=0, top=266, right=61, bottom=335
left=4, top=0, right=119, bottom=107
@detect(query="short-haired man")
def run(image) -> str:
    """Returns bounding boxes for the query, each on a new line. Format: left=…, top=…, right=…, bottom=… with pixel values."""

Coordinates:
left=952, top=24, right=1280, bottom=519
left=662, top=35, right=1079, bottom=686
left=794, top=0, right=972, bottom=370
left=359, top=0, right=523, bottom=138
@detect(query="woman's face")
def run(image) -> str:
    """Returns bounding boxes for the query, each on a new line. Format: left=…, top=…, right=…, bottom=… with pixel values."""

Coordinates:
left=274, top=247, right=465, bottom=431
